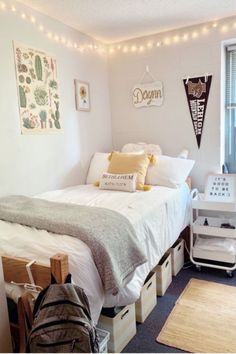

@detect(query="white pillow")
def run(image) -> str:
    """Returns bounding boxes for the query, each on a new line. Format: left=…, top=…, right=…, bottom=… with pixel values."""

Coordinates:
left=86, top=152, right=110, bottom=184
left=177, top=149, right=189, bottom=159
left=122, top=142, right=162, bottom=155
left=146, top=155, right=195, bottom=188
left=99, top=173, right=137, bottom=192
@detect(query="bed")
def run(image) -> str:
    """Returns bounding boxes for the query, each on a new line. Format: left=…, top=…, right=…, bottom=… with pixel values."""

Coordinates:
left=0, top=182, right=190, bottom=324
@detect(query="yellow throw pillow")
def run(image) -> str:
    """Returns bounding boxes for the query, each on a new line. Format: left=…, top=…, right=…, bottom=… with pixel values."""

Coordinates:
left=107, top=152, right=151, bottom=190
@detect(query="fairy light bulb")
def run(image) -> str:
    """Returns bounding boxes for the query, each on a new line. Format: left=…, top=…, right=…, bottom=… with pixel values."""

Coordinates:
left=147, top=41, right=153, bottom=48
left=212, top=22, right=218, bottom=28
left=30, top=16, right=36, bottom=23
left=131, top=45, right=137, bottom=52
left=109, top=47, right=114, bottom=54
left=1, top=2, right=6, bottom=10
left=221, top=24, right=229, bottom=32
left=173, top=35, right=180, bottom=43
left=54, top=35, right=59, bottom=42
left=202, top=26, right=208, bottom=34
left=139, top=45, right=144, bottom=52
left=39, top=25, right=44, bottom=31
left=123, top=46, right=128, bottom=53
left=21, top=13, right=26, bottom=19
left=47, top=31, right=52, bottom=38
left=11, top=5, right=16, bottom=12
left=61, top=36, right=66, bottom=44
left=164, top=37, right=171, bottom=45
left=192, top=31, right=199, bottom=39
left=183, top=33, right=189, bottom=41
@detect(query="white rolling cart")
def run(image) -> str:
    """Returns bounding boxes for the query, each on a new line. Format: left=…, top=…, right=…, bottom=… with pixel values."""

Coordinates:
left=190, top=174, right=236, bottom=277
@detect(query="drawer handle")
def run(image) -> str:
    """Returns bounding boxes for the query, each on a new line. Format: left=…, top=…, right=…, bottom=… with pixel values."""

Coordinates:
left=146, top=281, right=152, bottom=290
left=121, top=309, right=129, bottom=320
left=177, top=244, right=182, bottom=251
left=165, top=260, right=169, bottom=268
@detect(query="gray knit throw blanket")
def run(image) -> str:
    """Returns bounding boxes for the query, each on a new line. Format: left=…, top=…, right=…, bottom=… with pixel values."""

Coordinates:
left=0, top=195, right=147, bottom=294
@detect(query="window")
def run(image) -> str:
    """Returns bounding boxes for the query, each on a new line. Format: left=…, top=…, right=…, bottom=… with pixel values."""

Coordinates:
left=225, top=45, right=236, bottom=172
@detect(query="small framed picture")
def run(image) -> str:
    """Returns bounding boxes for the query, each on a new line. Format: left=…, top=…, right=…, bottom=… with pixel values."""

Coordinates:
left=205, top=174, right=236, bottom=202
left=74, top=80, right=90, bottom=111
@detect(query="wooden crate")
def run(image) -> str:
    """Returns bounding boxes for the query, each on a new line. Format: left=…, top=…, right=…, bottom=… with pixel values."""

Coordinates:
left=135, top=271, right=157, bottom=323
left=98, top=303, right=136, bottom=353
left=170, top=238, right=184, bottom=276
left=153, top=252, right=172, bottom=296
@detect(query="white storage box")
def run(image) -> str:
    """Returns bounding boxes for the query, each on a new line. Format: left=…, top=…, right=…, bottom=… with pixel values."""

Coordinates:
left=153, top=252, right=172, bottom=296
left=98, top=303, right=136, bottom=353
left=96, top=327, right=110, bottom=353
left=170, top=238, right=184, bottom=276
left=193, top=236, right=236, bottom=264
left=135, top=271, right=157, bottom=323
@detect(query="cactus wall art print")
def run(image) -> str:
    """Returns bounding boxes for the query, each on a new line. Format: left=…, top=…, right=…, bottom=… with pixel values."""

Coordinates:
left=14, top=42, right=61, bottom=134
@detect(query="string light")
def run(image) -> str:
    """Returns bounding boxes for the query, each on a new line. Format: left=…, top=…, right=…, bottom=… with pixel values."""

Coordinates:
left=173, top=35, right=180, bottom=43
left=164, top=37, right=171, bottom=45
left=221, top=24, right=229, bottom=32
left=147, top=41, right=153, bottom=48
left=202, top=26, right=208, bottom=34
left=192, top=31, right=199, bottom=39
left=0, top=1, right=105, bottom=56
left=1, top=1, right=236, bottom=56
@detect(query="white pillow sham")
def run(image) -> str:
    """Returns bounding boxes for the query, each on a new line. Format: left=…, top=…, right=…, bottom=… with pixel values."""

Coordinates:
left=86, top=152, right=110, bottom=184
left=146, top=155, right=195, bottom=188
left=122, top=142, right=162, bottom=156
left=99, top=173, right=137, bottom=192
left=177, top=149, right=189, bottom=159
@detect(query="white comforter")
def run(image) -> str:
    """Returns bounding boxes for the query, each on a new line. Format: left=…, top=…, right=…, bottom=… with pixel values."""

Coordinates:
left=0, top=183, right=190, bottom=324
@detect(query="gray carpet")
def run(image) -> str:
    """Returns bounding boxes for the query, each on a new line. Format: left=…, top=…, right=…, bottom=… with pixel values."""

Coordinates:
left=123, top=264, right=236, bottom=353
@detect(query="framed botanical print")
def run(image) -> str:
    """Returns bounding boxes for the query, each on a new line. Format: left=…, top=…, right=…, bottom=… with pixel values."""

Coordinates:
left=74, top=80, right=90, bottom=111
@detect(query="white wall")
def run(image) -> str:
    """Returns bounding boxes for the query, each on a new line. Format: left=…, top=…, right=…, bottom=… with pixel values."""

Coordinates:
left=0, top=3, right=112, bottom=197
left=108, top=19, right=236, bottom=191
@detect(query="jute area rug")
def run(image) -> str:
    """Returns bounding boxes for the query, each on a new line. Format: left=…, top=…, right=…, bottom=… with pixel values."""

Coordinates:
left=157, top=278, right=236, bottom=353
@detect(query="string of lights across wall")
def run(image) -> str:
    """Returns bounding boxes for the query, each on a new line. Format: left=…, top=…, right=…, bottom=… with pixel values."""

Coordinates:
left=1, top=1, right=236, bottom=57
left=107, top=18, right=236, bottom=55
left=0, top=1, right=106, bottom=55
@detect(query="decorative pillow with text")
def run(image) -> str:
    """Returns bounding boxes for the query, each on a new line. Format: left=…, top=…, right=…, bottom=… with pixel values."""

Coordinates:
left=99, top=173, right=137, bottom=192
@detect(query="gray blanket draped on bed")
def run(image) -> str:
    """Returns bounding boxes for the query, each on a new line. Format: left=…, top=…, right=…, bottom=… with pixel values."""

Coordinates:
left=0, top=195, right=147, bottom=294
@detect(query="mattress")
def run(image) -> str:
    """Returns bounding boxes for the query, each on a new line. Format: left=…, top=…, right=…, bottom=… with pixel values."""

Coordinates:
left=0, top=183, right=190, bottom=324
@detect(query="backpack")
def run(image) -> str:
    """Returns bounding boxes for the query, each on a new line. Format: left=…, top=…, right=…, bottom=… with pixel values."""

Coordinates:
left=27, top=274, right=99, bottom=353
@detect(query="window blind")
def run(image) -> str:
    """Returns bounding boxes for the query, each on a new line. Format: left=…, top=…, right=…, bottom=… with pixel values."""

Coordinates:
left=225, top=45, right=236, bottom=172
